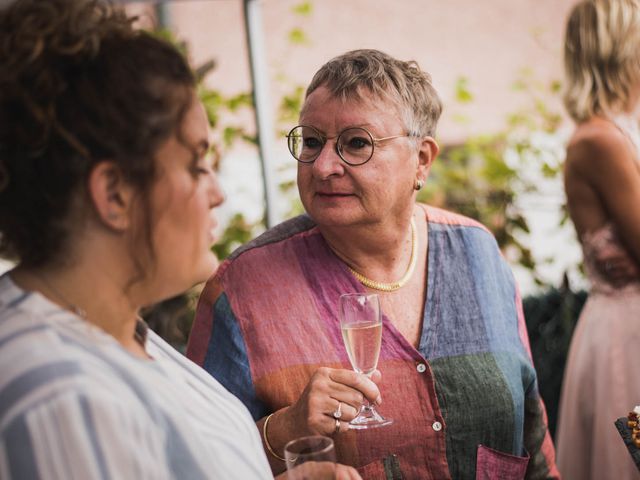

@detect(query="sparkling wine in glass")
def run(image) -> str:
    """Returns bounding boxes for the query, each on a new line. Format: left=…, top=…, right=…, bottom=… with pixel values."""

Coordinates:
left=339, top=293, right=392, bottom=429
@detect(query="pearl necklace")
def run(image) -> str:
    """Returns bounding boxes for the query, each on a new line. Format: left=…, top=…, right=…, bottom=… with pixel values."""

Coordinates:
left=347, top=217, right=418, bottom=292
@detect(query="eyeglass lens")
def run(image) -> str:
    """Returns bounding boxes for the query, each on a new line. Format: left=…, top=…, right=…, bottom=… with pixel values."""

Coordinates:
left=287, top=126, right=374, bottom=166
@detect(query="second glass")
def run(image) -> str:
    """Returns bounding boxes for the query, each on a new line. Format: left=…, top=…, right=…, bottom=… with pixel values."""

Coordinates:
left=338, top=293, right=393, bottom=429
left=284, top=436, right=336, bottom=480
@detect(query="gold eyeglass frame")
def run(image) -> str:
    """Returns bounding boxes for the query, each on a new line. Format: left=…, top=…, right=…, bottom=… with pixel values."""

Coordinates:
left=286, top=124, right=417, bottom=166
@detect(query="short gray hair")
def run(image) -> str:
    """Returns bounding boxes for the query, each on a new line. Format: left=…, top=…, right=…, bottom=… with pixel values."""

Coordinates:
left=305, top=49, right=443, bottom=137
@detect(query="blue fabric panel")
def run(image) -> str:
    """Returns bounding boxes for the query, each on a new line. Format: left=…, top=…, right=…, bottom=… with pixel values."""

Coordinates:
left=203, top=293, right=267, bottom=420
left=421, top=224, right=491, bottom=359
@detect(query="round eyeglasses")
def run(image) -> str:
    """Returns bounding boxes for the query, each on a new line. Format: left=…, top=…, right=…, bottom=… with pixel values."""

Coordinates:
left=286, top=125, right=416, bottom=166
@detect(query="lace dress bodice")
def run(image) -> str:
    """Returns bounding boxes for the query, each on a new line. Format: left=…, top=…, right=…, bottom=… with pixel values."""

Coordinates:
left=582, top=223, right=640, bottom=295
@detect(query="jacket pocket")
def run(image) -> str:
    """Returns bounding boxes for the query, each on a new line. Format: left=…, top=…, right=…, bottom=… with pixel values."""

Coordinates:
left=475, top=444, right=529, bottom=480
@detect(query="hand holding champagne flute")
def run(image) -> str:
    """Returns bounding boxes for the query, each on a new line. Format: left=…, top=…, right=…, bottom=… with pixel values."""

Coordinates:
left=339, top=293, right=392, bottom=429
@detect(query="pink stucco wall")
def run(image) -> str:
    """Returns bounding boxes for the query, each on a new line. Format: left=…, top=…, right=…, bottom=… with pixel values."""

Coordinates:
left=136, top=0, right=578, bottom=143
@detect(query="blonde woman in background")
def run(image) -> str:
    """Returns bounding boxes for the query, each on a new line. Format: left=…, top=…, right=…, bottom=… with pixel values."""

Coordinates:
left=557, top=0, right=640, bottom=478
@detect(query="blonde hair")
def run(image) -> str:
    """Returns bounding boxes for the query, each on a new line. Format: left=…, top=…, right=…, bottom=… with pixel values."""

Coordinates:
left=305, top=49, right=442, bottom=137
left=564, top=0, right=640, bottom=122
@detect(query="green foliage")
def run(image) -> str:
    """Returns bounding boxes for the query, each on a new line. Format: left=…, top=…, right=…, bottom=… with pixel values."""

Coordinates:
left=291, top=1, right=313, bottom=15
left=226, top=92, right=254, bottom=112
left=279, top=85, right=306, bottom=130
left=288, top=1, right=313, bottom=45
left=455, top=77, right=474, bottom=104
left=288, top=28, right=309, bottom=45
left=212, top=214, right=259, bottom=260
left=419, top=71, right=564, bottom=285
left=274, top=4, right=316, bottom=221
left=204, top=0, right=314, bottom=260
left=153, top=28, right=188, bottom=56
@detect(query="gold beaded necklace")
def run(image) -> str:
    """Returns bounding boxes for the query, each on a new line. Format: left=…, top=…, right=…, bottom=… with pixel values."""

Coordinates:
left=347, top=217, right=418, bottom=292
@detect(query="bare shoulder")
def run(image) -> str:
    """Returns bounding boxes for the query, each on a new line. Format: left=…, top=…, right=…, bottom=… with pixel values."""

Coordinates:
left=564, top=116, right=640, bottom=240
left=565, top=117, right=634, bottom=178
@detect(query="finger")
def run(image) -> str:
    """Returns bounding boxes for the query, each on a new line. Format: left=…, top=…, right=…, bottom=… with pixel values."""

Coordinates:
left=329, top=368, right=382, bottom=385
left=336, top=464, right=363, bottom=480
left=327, top=382, right=368, bottom=407
left=328, top=369, right=381, bottom=405
left=306, top=374, right=364, bottom=413
left=292, top=461, right=336, bottom=479
left=327, top=397, right=360, bottom=421
left=369, top=369, right=382, bottom=383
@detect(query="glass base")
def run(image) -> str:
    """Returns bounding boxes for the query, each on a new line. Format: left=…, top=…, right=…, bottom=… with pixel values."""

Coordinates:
left=348, top=405, right=394, bottom=430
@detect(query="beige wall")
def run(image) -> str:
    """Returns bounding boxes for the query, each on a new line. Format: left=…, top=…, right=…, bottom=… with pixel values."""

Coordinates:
left=152, top=0, right=577, bottom=143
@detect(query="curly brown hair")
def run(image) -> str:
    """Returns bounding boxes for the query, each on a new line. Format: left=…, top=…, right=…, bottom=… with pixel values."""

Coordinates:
left=0, top=0, right=195, bottom=268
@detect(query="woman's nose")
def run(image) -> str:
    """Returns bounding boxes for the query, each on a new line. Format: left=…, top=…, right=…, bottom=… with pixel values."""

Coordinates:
left=208, top=171, right=225, bottom=209
left=311, top=141, right=345, bottom=179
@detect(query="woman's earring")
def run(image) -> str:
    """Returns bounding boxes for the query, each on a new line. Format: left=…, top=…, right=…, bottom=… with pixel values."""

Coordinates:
left=414, top=179, right=424, bottom=191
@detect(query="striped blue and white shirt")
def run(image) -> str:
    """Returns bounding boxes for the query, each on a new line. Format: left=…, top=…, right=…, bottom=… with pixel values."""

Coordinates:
left=0, top=273, right=273, bottom=480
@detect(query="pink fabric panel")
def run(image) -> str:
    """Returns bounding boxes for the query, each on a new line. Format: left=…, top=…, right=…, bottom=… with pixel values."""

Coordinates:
left=475, top=444, right=529, bottom=480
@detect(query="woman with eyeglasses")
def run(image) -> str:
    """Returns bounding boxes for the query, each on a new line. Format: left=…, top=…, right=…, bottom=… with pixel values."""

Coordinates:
left=188, top=49, right=559, bottom=479
left=556, top=1, right=640, bottom=479
left=0, top=0, right=364, bottom=478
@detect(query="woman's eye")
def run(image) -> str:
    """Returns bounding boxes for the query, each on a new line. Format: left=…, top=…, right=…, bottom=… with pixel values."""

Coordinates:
left=191, top=163, right=211, bottom=177
left=347, top=137, right=370, bottom=149
left=303, top=137, right=323, bottom=150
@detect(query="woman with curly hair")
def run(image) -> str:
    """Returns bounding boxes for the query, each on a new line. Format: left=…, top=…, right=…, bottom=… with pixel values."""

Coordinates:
left=0, top=1, right=359, bottom=478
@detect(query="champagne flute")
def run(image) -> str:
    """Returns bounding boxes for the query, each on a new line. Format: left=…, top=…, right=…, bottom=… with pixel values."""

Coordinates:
left=284, top=436, right=336, bottom=480
left=339, top=293, right=393, bottom=429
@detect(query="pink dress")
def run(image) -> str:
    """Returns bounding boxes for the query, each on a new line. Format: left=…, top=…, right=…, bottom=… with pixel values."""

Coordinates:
left=556, top=223, right=640, bottom=479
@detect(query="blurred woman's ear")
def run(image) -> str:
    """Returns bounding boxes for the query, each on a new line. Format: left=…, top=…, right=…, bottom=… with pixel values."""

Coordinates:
left=88, top=161, right=134, bottom=231
left=416, top=136, right=439, bottom=182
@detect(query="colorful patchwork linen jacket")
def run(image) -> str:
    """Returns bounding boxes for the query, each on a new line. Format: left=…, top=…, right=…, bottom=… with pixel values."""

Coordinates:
left=187, top=205, right=559, bottom=480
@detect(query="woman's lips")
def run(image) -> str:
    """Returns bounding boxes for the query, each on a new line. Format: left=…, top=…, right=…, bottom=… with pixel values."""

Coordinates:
left=315, top=191, right=354, bottom=197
